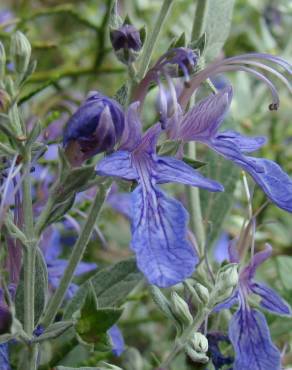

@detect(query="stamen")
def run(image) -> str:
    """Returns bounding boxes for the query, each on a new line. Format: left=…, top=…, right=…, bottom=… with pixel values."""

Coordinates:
left=214, top=65, right=280, bottom=110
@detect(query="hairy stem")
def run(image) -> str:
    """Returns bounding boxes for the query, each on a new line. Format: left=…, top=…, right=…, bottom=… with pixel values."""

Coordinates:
left=136, top=0, right=174, bottom=81
left=41, top=182, right=110, bottom=328
left=22, top=156, right=35, bottom=335
left=186, top=143, right=205, bottom=256
left=191, top=0, right=210, bottom=41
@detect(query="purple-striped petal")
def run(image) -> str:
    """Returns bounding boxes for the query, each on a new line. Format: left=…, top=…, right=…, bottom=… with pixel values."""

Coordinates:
left=96, top=151, right=138, bottom=180
left=120, top=102, right=142, bottom=151
left=251, top=282, right=291, bottom=316
left=175, top=86, right=232, bottom=141
left=155, top=156, right=224, bottom=192
left=216, top=130, right=267, bottom=153
left=210, top=136, right=292, bottom=213
left=131, top=184, right=198, bottom=287
left=229, top=307, right=281, bottom=370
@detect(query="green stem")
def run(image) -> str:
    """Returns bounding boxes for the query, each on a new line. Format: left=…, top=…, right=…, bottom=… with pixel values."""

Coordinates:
left=41, top=182, right=110, bottom=328
left=22, top=154, right=38, bottom=370
left=185, top=0, right=210, bottom=256
left=160, top=307, right=210, bottom=368
left=186, top=142, right=205, bottom=256
left=22, top=157, right=36, bottom=335
left=136, top=0, right=174, bottom=80
left=191, top=0, right=210, bottom=41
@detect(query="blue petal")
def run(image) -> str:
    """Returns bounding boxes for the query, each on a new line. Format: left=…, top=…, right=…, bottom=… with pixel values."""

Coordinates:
left=0, top=343, right=11, bottom=370
left=211, top=138, right=292, bottom=213
left=251, top=282, right=291, bottom=316
left=155, top=156, right=224, bottom=192
left=96, top=151, right=138, bottom=180
left=177, top=86, right=232, bottom=141
left=239, top=157, right=292, bottom=213
left=131, top=184, right=198, bottom=287
left=216, top=130, right=267, bottom=153
left=213, top=291, right=238, bottom=312
left=229, top=307, right=281, bottom=370
left=108, top=325, right=125, bottom=357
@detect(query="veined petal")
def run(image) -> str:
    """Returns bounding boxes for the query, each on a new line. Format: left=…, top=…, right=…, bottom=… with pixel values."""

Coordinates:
left=210, top=137, right=292, bottom=213
left=96, top=151, right=138, bottom=180
left=131, top=184, right=198, bottom=287
left=120, top=102, right=142, bottom=151
left=229, top=307, right=281, bottom=370
left=216, top=130, right=267, bottom=153
left=177, top=86, right=232, bottom=141
left=238, top=157, right=292, bottom=213
left=155, top=156, right=224, bottom=192
left=251, top=282, right=291, bottom=316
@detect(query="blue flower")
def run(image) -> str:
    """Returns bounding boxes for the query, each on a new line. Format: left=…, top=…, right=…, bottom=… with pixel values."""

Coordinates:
left=168, top=85, right=292, bottom=213
left=0, top=343, right=11, bottom=370
left=108, top=325, right=125, bottom=357
left=97, top=102, right=223, bottom=287
left=63, top=92, right=125, bottom=165
left=215, top=244, right=291, bottom=370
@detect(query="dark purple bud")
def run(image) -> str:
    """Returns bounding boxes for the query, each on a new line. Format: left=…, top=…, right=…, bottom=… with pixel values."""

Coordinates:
left=0, top=305, right=12, bottom=334
left=110, top=24, right=142, bottom=52
left=110, top=24, right=142, bottom=64
left=63, top=92, right=125, bottom=165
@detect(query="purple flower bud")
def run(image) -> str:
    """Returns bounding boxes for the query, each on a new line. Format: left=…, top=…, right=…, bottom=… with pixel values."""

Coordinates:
left=110, top=24, right=142, bottom=52
left=63, top=92, right=125, bottom=165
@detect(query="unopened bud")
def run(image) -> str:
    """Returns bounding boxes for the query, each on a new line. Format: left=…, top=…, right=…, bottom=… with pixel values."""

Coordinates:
left=0, top=41, right=6, bottom=80
left=211, top=263, right=238, bottom=304
left=110, top=24, right=142, bottom=64
left=10, top=31, right=31, bottom=76
left=194, top=283, right=209, bottom=305
left=63, top=91, right=125, bottom=166
left=186, top=332, right=209, bottom=364
left=170, top=292, right=193, bottom=327
left=216, top=263, right=238, bottom=290
left=123, top=347, right=143, bottom=370
left=98, top=363, right=123, bottom=370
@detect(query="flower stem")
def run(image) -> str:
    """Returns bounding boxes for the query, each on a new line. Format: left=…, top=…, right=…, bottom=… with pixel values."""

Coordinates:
left=41, top=182, right=110, bottom=328
left=22, top=156, right=36, bottom=336
left=186, top=142, right=205, bottom=256
left=136, top=0, right=174, bottom=81
left=185, top=0, right=210, bottom=256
